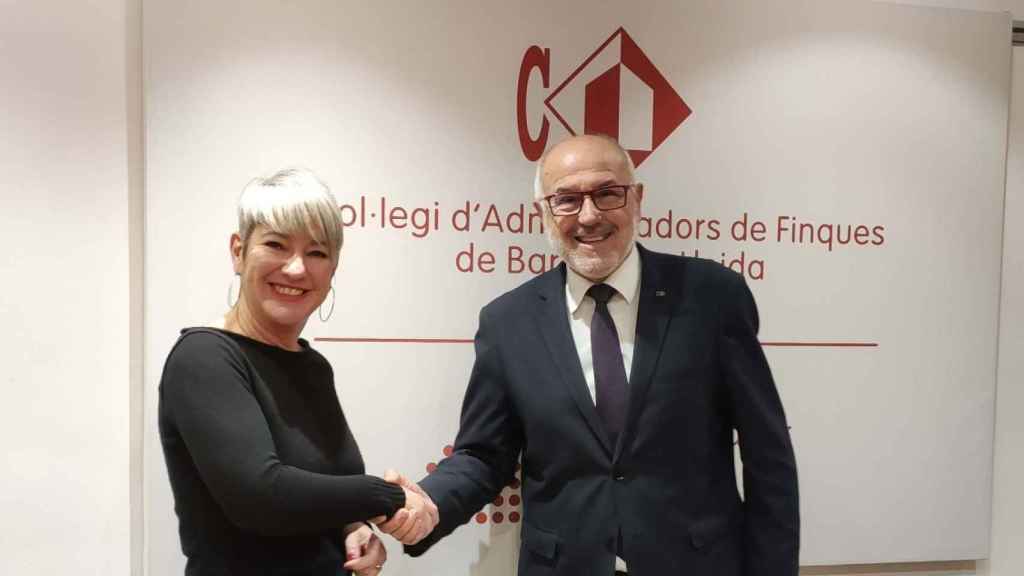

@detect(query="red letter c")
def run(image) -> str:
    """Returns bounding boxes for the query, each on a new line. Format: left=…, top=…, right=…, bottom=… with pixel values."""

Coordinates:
left=517, top=46, right=550, bottom=161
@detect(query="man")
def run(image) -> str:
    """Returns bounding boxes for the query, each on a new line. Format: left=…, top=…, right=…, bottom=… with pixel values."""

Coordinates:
left=381, top=134, right=799, bottom=575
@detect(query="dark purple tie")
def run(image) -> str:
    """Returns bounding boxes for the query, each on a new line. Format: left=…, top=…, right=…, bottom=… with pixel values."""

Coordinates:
left=588, top=283, right=627, bottom=448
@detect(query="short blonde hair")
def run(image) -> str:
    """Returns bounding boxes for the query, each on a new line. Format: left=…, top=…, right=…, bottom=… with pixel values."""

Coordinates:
left=237, top=167, right=344, bottom=258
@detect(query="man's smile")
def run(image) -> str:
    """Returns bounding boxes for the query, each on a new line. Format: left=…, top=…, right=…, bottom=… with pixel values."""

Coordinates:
left=574, top=228, right=615, bottom=245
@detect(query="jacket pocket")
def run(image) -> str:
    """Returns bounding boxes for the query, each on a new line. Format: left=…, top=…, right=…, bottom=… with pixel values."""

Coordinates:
left=688, top=512, right=739, bottom=550
left=521, top=523, right=560, bottom=561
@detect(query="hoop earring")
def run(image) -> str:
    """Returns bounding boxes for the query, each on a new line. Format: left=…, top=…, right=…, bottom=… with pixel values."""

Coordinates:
left=227, top=274, right=240, bottom=308
left=319, top=285, right=336, bottom=322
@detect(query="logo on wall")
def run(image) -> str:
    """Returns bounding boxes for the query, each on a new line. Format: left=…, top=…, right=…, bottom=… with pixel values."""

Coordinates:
left=516, top=27, right=692, bottom=166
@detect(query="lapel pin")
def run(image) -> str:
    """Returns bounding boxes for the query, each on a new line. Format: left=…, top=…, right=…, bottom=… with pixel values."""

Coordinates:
left=655, top=290, right=666, bottom=297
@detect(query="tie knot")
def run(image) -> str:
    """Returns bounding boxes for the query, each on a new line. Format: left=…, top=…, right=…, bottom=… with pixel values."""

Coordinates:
left=588, top=283, right=617, bottom=304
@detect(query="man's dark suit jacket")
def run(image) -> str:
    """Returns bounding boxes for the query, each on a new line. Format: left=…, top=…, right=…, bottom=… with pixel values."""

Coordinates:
left=409, top=245, right=799, bottom=576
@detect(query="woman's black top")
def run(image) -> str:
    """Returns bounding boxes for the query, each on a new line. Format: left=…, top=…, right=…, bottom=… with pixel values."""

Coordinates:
left=158, top=328, right=404, bottom=575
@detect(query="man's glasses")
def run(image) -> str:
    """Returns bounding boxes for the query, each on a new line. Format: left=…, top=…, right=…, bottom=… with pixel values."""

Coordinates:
left=543, top=184, right=633, bottom=216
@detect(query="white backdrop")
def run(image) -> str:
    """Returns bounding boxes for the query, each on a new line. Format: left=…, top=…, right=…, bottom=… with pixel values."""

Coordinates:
left=144, top=0, right=1009, bottom=573
left=0, top=1, right=134, bottom=574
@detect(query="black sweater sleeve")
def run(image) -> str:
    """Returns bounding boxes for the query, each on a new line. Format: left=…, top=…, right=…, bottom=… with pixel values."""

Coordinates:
left=159, top=331, right=405, bottom=536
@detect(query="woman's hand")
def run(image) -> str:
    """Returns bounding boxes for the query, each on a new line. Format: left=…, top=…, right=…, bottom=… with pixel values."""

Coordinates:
left=374, top=470, right=439, bottom=545
left=342, top=523, right=387, bottom=575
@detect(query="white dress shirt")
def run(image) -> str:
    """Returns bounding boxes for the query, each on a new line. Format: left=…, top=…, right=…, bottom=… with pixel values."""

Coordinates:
left=564, top=243, right=641, bottom=573
left=565, top=243, right=641, bottom=402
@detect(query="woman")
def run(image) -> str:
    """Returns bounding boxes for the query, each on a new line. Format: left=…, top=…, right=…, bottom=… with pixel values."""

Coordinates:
left=158, top=168, right=424, bottom=575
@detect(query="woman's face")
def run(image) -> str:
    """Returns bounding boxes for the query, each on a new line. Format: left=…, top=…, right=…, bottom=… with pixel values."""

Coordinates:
left=231, top=225, right=337, bottom=332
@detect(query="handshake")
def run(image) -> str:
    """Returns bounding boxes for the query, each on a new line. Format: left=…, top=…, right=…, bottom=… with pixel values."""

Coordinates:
left=343, top=471, right=439, bottom=575
left=371, top=469, right=439, bottom=545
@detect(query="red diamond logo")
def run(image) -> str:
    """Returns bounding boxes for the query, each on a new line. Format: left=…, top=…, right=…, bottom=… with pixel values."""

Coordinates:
left=544, top=28, right=691, bottom=167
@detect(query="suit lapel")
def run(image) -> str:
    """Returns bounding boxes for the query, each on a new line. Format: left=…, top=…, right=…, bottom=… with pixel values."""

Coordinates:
left=617, top=245, right=678, bottom=461
left=533, top=264, right=615, bottom=456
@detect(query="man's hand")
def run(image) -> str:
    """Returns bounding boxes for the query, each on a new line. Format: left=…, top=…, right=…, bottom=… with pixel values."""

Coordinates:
left=342, top=523, right=386, bottom=576
left=373, top=469, right=439, bottom=545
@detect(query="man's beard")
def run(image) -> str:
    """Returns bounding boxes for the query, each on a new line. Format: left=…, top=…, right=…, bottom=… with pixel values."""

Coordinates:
left=546, top=213, right=638, bottom=280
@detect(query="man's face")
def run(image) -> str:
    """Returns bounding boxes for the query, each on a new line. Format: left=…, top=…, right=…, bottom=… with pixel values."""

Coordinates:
left=540, top=136, right=643, bottom=281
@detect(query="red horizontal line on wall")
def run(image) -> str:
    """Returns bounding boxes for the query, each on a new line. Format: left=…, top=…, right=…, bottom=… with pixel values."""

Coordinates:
left=315, top=337, right=878, bottom=348
left=315, top=337, right=474, bottom=344
left=762, top=342, right=878, bottom=348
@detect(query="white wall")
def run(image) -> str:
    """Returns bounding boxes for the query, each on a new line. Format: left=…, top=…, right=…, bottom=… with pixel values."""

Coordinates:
left=981, top=43, right=1024, bottom=576
left=887, top=0, right=1024, bottom=14
left=0, top=0, right=139, bottom=574
left=805, top=4, right=1024, bottom=574
left=815, top=3, right=1024, bottom=575
left=890, top=4, right=1024, bottom=576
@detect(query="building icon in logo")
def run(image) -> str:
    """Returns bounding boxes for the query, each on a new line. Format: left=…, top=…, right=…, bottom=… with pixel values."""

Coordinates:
left=517, top=27, right=691, bottom=166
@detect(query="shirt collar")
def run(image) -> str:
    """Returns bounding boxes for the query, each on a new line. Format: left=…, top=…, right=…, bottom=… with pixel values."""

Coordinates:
left=566, top=243, right=641, bottom=315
